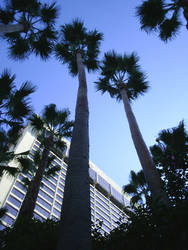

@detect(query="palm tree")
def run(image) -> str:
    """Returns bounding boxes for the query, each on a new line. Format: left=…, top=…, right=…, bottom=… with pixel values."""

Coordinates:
left=0, top=69, right=36, bottom=175
left=123, top=170, right=150, bottom=207
left=96, top=51, right=168, bottom=206
left=136, top=0, right=188, bottom=41
left=55, top=20, right=103, bottom=250
left=150, top=121, right=188, bottom=205
left=17, top=104, right=73, bottom=221
left=0, top=0, right=58, bottom=59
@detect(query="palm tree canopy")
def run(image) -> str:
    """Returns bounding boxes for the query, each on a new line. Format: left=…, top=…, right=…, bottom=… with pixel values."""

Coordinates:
left=123, top=170, right=149, bottom=205
left=136, top=0, right=188, bottom=41
left=95, top=51, right=148, bottom=101
left=29, top=104, right=73, bottom=151
left=0, top=70, right=36, bottom=125
left=0, top=0, right=58, bottom=59
left=55, top=19, right=103, bottom=76
left=150, top=121, right=188, bottom=170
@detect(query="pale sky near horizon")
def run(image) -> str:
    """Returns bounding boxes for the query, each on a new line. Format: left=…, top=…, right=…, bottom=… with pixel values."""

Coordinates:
left=1, top=0, right=188, bottom=189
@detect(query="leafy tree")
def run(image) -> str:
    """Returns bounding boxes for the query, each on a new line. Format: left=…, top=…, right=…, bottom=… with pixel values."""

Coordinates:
left=96, top=51, right=168, bottom=206
left=123, top=170, right=150, bottom=207
left=150, top=121, right=188, bottom=205
left=0, top=0, right=58, bottom=59
left=136, top=0, right=188, bottom=41
left=16, top=104, right=73, bottom=221
left=0, top=70, right=35, bottom=176
left=55, top=20, right=103, bottom=250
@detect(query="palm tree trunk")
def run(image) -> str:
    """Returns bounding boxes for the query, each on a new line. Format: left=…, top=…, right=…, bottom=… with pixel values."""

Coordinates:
left=16, top=137, right=53, bottom=221
left=119, top=86, right=169, bottom=206
left=57, top=52, right=91, bottom=250
left=0, top=24, right=24, bottom=34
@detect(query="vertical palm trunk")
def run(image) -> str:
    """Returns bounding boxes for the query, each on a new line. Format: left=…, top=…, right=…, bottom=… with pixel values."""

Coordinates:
left=57, top=52, right=91, bottom=250
left=16, top=137, right=53, bottom=221
left=0, top=24, right=24, bottom=34
left=119, top=86, right=168, bottom=206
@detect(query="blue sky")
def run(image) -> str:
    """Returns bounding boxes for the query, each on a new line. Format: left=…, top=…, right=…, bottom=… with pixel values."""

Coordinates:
left=1, top=0, right=188, bottom=188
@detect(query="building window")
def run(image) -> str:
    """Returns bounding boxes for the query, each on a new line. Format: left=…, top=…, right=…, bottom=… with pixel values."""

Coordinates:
left=38, top=190, right=53, bottom=203
left=36, top=197, right=51, bottom=211
left=15, top=181, right=26, bottom=192
left=57, top=188, right=63, bottom=196
left=53, top=208, right=61, bottom=217
left=96, top=200, right=110, bottom=213
left=41, top=184, right=55, bottom=197
left=54, top=201, right=61, bottom=210
left=5, top=203, right=18, bottom=217
left=56, top=194, right=63, bottom=203
left=35, top=205, right=50, bottom=218
left=42, top=178, right=56, bottom=191
left=2, top=215, right=14, bottom=226
left=11, top=188, right=25, bottom=200
left=8, top=196, right=21, bottom=208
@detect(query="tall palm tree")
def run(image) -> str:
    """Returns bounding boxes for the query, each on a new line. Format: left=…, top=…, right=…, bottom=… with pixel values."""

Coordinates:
left=0, top=0, right=58, bottom=59
left=123, top=170, right=150, bottom=207
left=96, top=51, right=168, bottom=206
left=17, top=104, right=73, bottom=221
left=55, top=20, right=103, bottom=250
left=136, top=0, right=188, bottom=41
left=0, top=69, right=36, bottom=175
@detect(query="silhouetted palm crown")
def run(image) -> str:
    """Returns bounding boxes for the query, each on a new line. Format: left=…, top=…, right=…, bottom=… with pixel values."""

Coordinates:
left=137, top=0, right=188, bottom=41
left=29, top=104, right=73, bottom=152
left=0, top=0, right=58, bottom=59
left=123, top=170, right=149, bottom=205
left=0, top=70, right=35, bottom=165
left=55, top=20, right=103, bottom=75
left=96, top=51, right=148, bottom=101
left=151, top=121, right=188, bottom=171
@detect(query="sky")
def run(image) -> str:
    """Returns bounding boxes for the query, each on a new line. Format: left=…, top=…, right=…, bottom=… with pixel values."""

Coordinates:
left=1, top=0, right=188, bottom=189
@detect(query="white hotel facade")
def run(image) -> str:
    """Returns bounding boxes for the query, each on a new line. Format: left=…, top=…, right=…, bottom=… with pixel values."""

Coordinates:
left=0, top=126, right=129, bottom=234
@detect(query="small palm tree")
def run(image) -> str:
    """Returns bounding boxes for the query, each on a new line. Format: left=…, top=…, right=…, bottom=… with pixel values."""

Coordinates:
left=123, top=170, right=150, bottom=207
left=136, top=0, right=188, bottom=41
left=0, top=0, right=58, bottom=59
left=0, top=70, right=36, bottom=175
left=150, top=121, right=188, bottom=205
left=55, top=20, right=103, bottom=250
left=96, top=51, right=168, bottom=206
left=17, top=104, right=73, bottom=221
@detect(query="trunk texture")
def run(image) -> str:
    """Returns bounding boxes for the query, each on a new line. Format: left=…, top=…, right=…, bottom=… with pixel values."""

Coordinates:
left=120, top=87, right=168, bottom=206
left=57, top=52, right=91, bottom=250
left=16, top=137, right=53, bottom=221
left=0, top=23, right=24, bottom=34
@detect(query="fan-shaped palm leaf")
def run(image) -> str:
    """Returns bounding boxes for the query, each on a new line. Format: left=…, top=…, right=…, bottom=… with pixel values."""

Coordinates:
left=136, top=0, right=187, bottom=41
left=0, top=0, right=58, bottom=59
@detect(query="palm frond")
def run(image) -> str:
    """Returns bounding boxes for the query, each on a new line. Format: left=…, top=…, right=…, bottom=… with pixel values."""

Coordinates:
left=30, top=114, right=45, bottom=134
left=0, top=70, right=15, bottom=103
left=136, top=0, right=166, bottom=32
left=44, top=165, right=61, bottom=178
left=55, top=19, right=103, bottom=74
left=96, top=51, right=148, bottom=101
left=159, top=16, right=181, bottom=41
left=41, top=2, right=58, bottom=24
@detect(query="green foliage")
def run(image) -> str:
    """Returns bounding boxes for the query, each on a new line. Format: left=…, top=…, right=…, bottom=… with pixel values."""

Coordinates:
left=150, top=121, right=188, bottom=205
left=123, top=170, right=150, bottom=207
left=136, top=0, right=186, bottom=41
left=0, top=0, right=58, bottom=59
left=0, top=70, right=35, bottom=176
left=0, top=218, right=60, bottom=250
left=96, top=51, right=148, bottom=101
left=55, top=19, right=103, bottom=76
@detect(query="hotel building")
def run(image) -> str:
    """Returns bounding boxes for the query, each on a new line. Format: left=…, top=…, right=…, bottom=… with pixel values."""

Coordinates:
left=0, top=126, right=129, bottom=234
